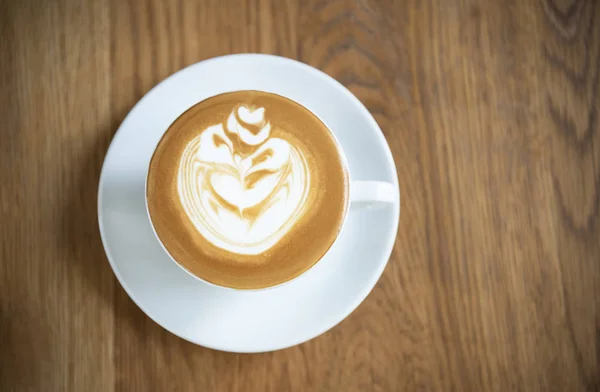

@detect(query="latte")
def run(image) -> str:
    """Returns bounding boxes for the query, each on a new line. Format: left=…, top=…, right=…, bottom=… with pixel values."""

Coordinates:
left=147, top=91, right=348, bottom=289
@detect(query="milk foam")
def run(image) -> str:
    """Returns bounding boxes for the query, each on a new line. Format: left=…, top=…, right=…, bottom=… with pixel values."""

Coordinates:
left=177, top=105, right=310, bottom=255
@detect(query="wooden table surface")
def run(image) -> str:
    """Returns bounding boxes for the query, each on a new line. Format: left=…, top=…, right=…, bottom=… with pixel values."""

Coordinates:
left=1, top=0, right=599, bottom=391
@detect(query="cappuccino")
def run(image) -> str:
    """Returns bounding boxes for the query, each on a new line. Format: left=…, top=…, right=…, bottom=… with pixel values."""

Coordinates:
left=147, top=91, right=348, bottom=289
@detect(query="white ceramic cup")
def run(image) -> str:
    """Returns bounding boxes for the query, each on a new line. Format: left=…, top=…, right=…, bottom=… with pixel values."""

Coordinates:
left=145, top=94, right=398, bottom=290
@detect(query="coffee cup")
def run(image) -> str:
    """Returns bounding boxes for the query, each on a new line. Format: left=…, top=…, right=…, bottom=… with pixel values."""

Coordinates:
left=146, top=90, right=397, bottom=290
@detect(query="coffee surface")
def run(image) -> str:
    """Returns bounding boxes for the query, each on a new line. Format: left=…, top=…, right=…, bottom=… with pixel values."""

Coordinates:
left=147, top=91, right=348, bottom=289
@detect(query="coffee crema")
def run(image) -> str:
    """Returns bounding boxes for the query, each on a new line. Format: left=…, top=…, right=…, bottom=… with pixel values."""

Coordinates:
left=147, top=91, right=348, bottom=289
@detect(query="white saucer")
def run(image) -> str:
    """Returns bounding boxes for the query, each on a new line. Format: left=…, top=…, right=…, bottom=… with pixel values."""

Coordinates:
left=98, top=54, right=400, bottom=353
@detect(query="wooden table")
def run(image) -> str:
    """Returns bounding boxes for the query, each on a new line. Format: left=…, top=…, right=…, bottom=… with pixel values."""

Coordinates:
left=1, top=0, right=599, bottom=390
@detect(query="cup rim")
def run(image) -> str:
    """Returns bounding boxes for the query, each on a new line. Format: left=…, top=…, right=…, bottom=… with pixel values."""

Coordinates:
left=144, top=89, right=352, bottom=291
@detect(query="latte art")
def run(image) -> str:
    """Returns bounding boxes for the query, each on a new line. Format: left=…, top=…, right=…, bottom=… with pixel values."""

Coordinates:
left=177, top=105, right=310, bottom=255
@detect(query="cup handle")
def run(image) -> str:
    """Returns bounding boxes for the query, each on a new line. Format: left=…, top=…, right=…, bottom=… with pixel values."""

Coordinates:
left=350, top=181, right=398, bottom=204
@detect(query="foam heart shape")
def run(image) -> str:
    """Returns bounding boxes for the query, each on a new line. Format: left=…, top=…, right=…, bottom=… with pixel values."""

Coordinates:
left=237, top=106, right=265, bottom=124
left=177, top=106, right=310, bottom=255
left=227, top=108, right=270, bottom=146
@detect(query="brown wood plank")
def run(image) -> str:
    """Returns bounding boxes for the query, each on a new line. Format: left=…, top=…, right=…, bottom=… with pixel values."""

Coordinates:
left=1, top=0, right=598, bottom=390
left=0, top=0, right=115, bottom=391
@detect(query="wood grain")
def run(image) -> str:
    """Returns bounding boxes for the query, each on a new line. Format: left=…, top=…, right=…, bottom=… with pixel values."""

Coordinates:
left=1, top=0, right=599, bottom=390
